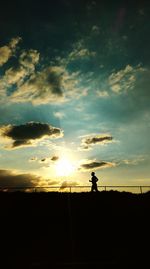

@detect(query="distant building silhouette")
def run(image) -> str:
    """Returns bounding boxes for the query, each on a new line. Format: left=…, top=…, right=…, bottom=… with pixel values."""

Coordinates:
left=89, top=171, right=99, bottom=192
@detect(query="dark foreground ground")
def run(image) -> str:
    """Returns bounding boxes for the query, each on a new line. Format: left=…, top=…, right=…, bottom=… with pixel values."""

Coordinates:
left=0, top=190, right=150, bottom=268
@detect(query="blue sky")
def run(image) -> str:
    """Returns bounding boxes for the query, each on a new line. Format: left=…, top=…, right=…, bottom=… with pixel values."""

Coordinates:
left=0, top=0, right=150, bottom=189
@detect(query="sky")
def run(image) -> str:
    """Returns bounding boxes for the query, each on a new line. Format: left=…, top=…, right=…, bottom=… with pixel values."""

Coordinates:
left=0, top=0, right=150, bottom=190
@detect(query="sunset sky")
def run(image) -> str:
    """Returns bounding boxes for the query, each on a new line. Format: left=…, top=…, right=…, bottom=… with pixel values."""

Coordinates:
left=0, top=0, right=150, bottom=189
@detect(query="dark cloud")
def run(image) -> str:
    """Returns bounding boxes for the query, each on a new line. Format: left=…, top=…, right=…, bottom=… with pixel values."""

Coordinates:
left=51, top=156, right=59, bottom=161
left=29, top=155, right=59, bottom=164
left=0, top=169, right=40, bottom=189
left=84, top=135, right=113, bottom=145
left=0, top=122, right=63, bottom=148
left=0, top=169, right=60, bottom=190
left=79, top=160, right=116, bottom=171
left=41, top=158, right=46, bottom=162
left=80, top=134, right=113, bottom=150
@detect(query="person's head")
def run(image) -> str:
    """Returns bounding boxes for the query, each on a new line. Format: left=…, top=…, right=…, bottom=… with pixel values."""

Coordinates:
left=91, top=172, right=95, bottom=176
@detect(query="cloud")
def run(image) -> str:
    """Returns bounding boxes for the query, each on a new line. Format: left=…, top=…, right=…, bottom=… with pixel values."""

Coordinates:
left=11, top=66, right=65, bottom=104
left=107, top=64, right=150, bottom=118
left=0, top=47, right=40, bottom=103
left=0, top=169, right=41, bottom=189
left=61, top=70, right=87, bottom=99
left=79, top=159, right=116, bottom=171
left=51, top=156, right=59, bottom=161
left=108, top=64, right=142, bottom=94
left=0, top=38, right=89, bottom=105
left=96, top=90, right=109, bottom=98
left=91, top=25, right=100, bottom=34
left=9, top=37, right=22, bottom=49
left=119, top=156, right=145, bottom=166
left=54, top=111, right=65, bottom=119
left=0, top=37, right=21, bottom=66
left=56, top=39, right=96, bottom=66
left=19, top=49, right=40, bottom=71
left=29, top=155, right=59, bottom=165
left=0, top=169, right=60, bottom=190
left=4, top=49, right=40, bottom=85
left=10, top=65, right=87, bottom=104
left=68, top=45, right=96, bottom=61
left=4, top=66, right=27, bottom=85
left=40, top=158, right=47, bottom=163
left=0, top=122, right=63, bottom=149
left=0, top=46, right=12, bottom=66
left=80, top=134, right=113, bottom=150
left=59, top=180, right=80, bottom=191
left=29, top=157, right=38, bottom=162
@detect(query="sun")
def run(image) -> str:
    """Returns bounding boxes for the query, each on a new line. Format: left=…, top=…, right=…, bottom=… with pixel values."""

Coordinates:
left=55, top=158, right=75, bottom=177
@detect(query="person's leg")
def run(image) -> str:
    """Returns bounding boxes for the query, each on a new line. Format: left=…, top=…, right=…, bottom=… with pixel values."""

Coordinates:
left=95, top=184, right=98, bottom=192
left=93, top=184, right=97, bottom=192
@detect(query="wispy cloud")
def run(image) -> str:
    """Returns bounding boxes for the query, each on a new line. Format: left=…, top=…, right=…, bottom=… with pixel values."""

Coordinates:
left=108, top=64, right=144, bottom=94
left=68, top=40, right=96, bottom=61
left=19, top=49, right=40, bottom=71
left=0, top=43, right=40, bottom=103
left=4, top=66, right=28, bottom=85
left=9, top=65, right=85, bottom=104
left=11, top=66, right=64, bottom=104
left=119, top=156, right=145, bottom=166
left=56, top=39, right=96, bottom=66
left=96, top=90, right=109, bottom=98
left=4, top=49, right=39, bottom=85
left=53, top=111, right=65, bottom=119
left=0, top=37, right=21, bottom=66
left=91, top=25, right=100, bottom=34
left=0, top=38, right=93, bottom=105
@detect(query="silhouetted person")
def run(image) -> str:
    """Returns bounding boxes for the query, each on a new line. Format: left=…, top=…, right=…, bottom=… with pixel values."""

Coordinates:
left=89, top=172, right=99, bottom=192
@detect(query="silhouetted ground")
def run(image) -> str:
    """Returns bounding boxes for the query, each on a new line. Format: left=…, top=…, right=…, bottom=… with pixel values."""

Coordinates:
left=0, top=190, right=150, bottom=268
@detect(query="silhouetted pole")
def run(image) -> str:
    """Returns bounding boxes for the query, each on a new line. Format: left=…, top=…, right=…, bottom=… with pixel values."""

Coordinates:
left=140, top=186, right=143, bottom=194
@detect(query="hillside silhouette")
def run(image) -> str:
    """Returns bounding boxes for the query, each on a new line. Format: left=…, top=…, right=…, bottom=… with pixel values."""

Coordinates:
left=0, top=190, right=150, bottom=268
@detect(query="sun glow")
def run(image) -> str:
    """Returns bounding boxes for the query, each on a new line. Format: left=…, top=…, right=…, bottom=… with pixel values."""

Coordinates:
left=55, top=158, right=75, bottom=177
